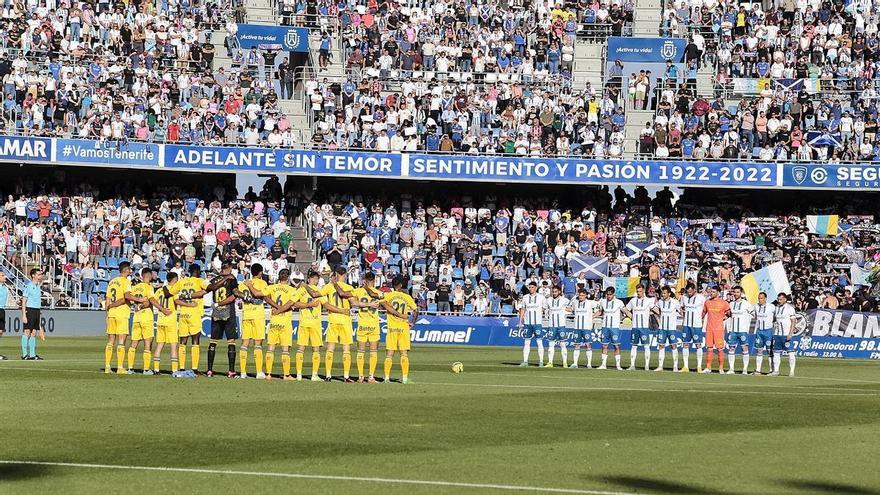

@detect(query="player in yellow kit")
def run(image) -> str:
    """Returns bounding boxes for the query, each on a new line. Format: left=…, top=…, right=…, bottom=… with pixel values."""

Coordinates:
left=294, top=270, right=325, bottom=381
left=351, top=271, right=384, bottom=383
left=104, top=261, right=146, bottom=374
left=153, top=272, right=180, bottom=375
left=167, top=264, right=209, bottom=374
left=238, top=264, right=271, bottom=379
left=383, top=276, right=418, bottom=384
left=127, top=269, right=163, bottom=375
left=264, top=269, right=298, bottom=380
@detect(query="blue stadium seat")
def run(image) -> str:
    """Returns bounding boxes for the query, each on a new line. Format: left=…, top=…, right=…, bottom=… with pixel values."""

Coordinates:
left=453, top=267, right=464, bottom=280
left=465, top=304, right=474, bottom=313
left=428, top=303, right=438, bottom=313
left=501, top=304, right=514, bottom=314
left=390, top=243, right=400, bottom=254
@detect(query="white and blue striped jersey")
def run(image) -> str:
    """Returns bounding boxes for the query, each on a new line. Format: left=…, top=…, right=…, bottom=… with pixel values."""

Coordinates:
left=774, top=303, right=796, bottom=336
left=600, top=298, right=625, bottom=329
left=626, top=296, right=655, bottom=329
left=520, top=293, right=546, bottom=325
left=754, top=303, right=774, bottom=331
left=571, top=299, right=598, bottom=330
left=681, top=294, right=706, bottom=328
left=728, top=299, right=753, bottom=333
left=655, top=298, right=681, bottom=331
left=547, top=296, right=570, bottom=328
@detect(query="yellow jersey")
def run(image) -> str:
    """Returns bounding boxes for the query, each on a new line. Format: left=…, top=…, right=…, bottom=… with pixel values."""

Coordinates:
left=238, top=278, right=269, bottom=321
left=131, top=282, right=155, bottom=324
left=385, top=290, right=416, bottom=330
left=106, top=276, right=132, bottom=320
left=156, top=287, right=177, bottom=325
left=169, top=276, right=207, bottom=317
left=294, top=284, right=324, bottom=327
left=351, top=287, right=383, bottom=328
left=267, top=283, right=297, bottom=326
left=320, top=281, right=354, bottom=324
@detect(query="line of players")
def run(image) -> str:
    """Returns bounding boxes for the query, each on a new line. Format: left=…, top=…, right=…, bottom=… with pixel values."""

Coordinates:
left=518, top=281, right=798, bottom=376
left=102, top=262, right=418, bottom=383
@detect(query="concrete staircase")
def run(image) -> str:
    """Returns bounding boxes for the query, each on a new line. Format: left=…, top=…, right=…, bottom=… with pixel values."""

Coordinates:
left=572, top=41, right=604, bottom=92
left=623, top=109, right=655, bottom=156
left=632, top=0, right=662, bottom=36
left=246, top=0, right=277, bottom=25
left=289, top=224, right=318, bottom=271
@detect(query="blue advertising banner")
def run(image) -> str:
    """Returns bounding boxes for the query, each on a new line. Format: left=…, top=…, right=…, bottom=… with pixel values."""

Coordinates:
left=235, top=24, right=310, bottom=52
left=0, top=135, right=51, bottom=162
left=607, top=37, right=686, bottom=63
left=784, top=163, right=880, bottom=189
left=165, top=145, right=402, bottom=177
left=407, top=155, right=778, bottom=187
left=56, top=139, right=160, bottom=167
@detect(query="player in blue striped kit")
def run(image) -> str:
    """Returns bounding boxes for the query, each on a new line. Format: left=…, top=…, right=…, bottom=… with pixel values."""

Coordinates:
left=751, top=292, right=774, bottom=375
left=680, top=284, right=706, bottom=372
left=652, top=286, right=681, bottom=372
left=595, top=287, right=629, bottom=370
left=726, top=286, right=753, bottom=374
left=569, top=289, right=598, bottom=369
left=625, top=285, right=654, bottom=371
left=544, top=285, right=569, bottom=368
left=518, top=282, right=547, bottom=367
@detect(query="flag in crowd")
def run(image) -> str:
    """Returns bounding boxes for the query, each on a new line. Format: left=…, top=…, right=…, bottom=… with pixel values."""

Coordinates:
left=624, top=242, right=658, bottom=262
left=674, top=246, right=687, bottom=294
left=807, top=215, right=840, bottom=236
left=603, top=276, right=641, bottom=298
left=741, top=262, right=792, bottom=304
left=569, top=255, right=608, bottom=280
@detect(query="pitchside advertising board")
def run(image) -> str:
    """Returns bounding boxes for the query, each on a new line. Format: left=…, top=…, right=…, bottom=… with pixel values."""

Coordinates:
left=10, top=309, right=880, bottom=360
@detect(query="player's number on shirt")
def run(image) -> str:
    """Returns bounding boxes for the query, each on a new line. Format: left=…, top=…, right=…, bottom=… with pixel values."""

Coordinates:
left=158, top=294, right=171, bottom=309
left=360, top=296, right=377, bottom=315
left=109, top=287, right=117, bottom=303
left=180, top=288, right=194, bottom=302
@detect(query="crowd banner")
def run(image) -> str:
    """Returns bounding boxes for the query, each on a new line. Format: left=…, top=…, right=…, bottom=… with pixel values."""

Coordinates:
left=235, top=24, right=310, bottom=51
left=605, top=37, right=686, bottom=90
left=0, top=135, right=51, bottom=162
left=56, top=139, right=161, bottom=168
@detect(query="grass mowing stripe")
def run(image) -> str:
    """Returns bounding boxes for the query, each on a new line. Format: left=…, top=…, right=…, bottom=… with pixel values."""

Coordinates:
left=0, top=460, right=641, bottom=495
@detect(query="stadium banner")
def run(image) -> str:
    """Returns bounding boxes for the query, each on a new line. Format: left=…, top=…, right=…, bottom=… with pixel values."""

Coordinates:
left=0, top=135, right=51, bottom=162
left=56, top=139, right=161, bottom=168
left=784, top=163, right=880, bottom=189
left=796, top=309, right=880, bottom=359
left=164, top=145, right=402, bottom=177
left=605, top=37, right=686, bottom=93
left=235, top=24, right=309, bottom=52
left=2, top=309, right=107, bottom=337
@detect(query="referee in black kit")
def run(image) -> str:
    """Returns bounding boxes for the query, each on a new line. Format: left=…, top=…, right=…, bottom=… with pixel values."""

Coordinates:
left=206, top=263, right=240, bottom=378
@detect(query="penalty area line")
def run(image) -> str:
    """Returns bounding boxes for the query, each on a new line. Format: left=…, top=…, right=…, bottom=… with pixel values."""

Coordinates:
left=0, top=460, right=639, bottom=495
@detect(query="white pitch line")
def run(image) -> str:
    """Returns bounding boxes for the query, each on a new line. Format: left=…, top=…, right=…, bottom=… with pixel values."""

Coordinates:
left=0, top=460, right=638, bottom=495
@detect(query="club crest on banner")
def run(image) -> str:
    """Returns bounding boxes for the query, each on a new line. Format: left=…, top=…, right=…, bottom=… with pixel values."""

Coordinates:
left=792, top=166, right=807, bottom=184
left=284, top=30, right=301, bottom=50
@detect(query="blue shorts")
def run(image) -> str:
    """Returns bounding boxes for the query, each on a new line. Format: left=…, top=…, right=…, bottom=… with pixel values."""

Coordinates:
left=729, top=331, right=749, bottom=346
left=771, top=335, right=791, bottom=351
left=630, top=328, right=650, bottom=345
left=522, top=324, right=543, bottom=339
left=544, top=327, right=564, bottom=341
left=600, top=327, right=621, bottom=346
left=682, top=326, right=704, bottom=344
left=574, top=330, right=594, bottom=345
left=656, top=329, right=679, bottom=345
left=754, top=331, right=772, bottom=350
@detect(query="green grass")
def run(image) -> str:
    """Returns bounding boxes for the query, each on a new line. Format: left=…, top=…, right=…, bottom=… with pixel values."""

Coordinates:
left=1, top=338, right=880, bottom=495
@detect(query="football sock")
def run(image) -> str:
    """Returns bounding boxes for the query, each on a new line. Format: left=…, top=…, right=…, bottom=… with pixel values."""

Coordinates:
left=728, top=350, right=736, bottom=371
left=265, top=352, right=274, bottom=375
left=171, top=357, right=179, bottom=372
left=644, top=346, right=651, bottom=368
left=190, top=345, right=200, bottom=370
left=28, top=336, right=35, bottom=357
left=142, top=350, right=152, bottom=371
left=384, top=357, right=393, bottom=379
left=742, top=353, right=750, bottom=373
left=282, top=352, right=291, bottom=376
left=104, top=343, right=113, bottom=370
left=179, top=346, right=187, bottom=371
left=342, top=351, right=351, bottom=378
left=773, top=351, right=782, bottom=373
left=21, top=335, right=27, bottom=356
left=311, top=351, right=321, bottom=376
left=572, top=347, right=580, bottom=365
left=629, top=346, right=638, bottom=367
left=560, top=343, right=568, bottom=367
left=127, top=347, right=136, bottom=370
left=153, top=356, right=161, bottom=373
left=401, top=355, right=410, bottom=378
left=324, top=350, right=334, bottom=377
left=536, top=339, right=544, bottom=363
left=658, top=348, right=666, bottom=369
left=522, top=340, right=531, bottom=362
left=207, top=342, right=217, bottom=372
left=356, top=351, right=365, bottom=377
left=672, top=349, right=679, bottom=370
left=239, top=347, right=249, bottom=375
left=682, top=347, right=690, bottom=369
left=706, top=348, right=714, bottom=370
left=614, top=354, right=621, bottom=368
left=586, top=349, right=593, bottom=367
left=296, top=350, right=304, bottom=376
left=755, top=354, right=764, bottom=373
left=254, top=346, right=264, bottom=374
left=115, top=345, right=125, bottom=371
left=227, top=344, right=236, bottom=372
left=788, top=353, right=796, bottom=374
left=369, top=351, right=378, bottom=376
left=600, top=352, right=608, bottom=367
left=696, top=347, right=703, bottom=370
left=547, top=341, right=556, bottom=364
left=718, top=349, right=726, bottom=370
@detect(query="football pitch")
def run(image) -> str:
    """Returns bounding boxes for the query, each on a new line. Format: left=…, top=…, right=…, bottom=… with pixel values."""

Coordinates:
left=2, top=338, right=880, bottom=495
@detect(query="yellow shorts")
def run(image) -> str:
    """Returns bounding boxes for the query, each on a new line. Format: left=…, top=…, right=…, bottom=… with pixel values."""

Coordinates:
left=106, top=316, right=129, bottom=335
left=268, top=322, right=293, bottom=347
left=296, top=323, right=323, bottom=347
left=241, top=318, right=266, bottom=341
left=156, top=323, right=179, bottom=344
left=386, top=328, right=411, bottom=351
left=326, top=321, right=353, bottom=345
left=131, top=320, right=155, bottom=340
left=356, top=325, right=380, bottom=343
left=178, top=313, right=202, bottom=337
